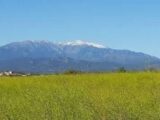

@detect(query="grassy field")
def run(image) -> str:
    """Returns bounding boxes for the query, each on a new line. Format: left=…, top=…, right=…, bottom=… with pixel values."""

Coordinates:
left=0, top=72, right=160, bottom=120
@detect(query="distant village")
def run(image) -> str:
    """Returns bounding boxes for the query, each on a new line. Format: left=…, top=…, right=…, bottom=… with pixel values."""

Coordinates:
left=0, top=71, right=31, bottom=77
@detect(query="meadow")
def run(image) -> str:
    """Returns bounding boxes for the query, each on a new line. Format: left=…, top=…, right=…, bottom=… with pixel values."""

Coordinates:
left=0, top=72, right=160, bottom=120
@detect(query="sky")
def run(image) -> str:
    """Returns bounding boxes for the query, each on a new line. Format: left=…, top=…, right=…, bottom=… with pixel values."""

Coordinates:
left=0, top=0, right=160, bottom=57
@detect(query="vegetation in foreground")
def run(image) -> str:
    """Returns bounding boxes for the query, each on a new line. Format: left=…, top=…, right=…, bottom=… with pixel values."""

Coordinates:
left=0, top=72, right=160, bottom=120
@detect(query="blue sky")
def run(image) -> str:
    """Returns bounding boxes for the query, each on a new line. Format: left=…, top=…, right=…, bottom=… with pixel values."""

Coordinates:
left=0, top=0, right=160, bottom=57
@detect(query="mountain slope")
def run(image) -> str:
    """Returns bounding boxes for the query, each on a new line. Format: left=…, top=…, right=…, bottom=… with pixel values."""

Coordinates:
left=0, top=40, right=159, bottom=73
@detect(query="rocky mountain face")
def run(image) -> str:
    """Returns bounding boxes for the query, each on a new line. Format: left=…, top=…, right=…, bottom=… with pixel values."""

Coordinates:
left=0, top=40, right=159, bottom=73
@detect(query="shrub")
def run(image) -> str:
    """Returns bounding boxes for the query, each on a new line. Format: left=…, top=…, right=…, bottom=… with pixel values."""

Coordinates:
left=117, top=67, right=127, bottom=73
left=63, top=70, right=82, bottom=74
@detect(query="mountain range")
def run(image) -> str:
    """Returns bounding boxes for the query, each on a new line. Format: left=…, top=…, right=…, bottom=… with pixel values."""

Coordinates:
left=0, top=40, right=159, bottom=73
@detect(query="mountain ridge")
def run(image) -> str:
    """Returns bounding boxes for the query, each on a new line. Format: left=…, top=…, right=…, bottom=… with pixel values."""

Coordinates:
left=0, top=40, right=159, bottom=73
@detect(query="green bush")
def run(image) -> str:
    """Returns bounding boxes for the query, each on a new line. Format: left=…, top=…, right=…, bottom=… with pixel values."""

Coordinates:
left=116, top=67, right=127, bottom=73
left=63, top=70, right=82, bottom=74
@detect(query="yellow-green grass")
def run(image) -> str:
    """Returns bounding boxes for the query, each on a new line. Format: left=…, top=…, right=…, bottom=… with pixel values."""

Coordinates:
left=0, top=72, right=160, bottom=120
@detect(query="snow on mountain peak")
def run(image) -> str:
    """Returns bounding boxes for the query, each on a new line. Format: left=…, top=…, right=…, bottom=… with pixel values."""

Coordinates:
left=2, top=40, right=106, bottom=49
left=61, top=40, right=106, bottom=48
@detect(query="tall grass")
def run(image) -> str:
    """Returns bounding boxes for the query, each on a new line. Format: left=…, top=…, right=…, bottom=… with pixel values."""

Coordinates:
left=0, top=72, right=160, bottom=120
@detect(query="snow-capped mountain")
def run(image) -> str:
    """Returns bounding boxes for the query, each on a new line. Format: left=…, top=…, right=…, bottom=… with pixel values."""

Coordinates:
left=0, top=40, right=159, bottom=73
left=59, top=40, right=106, bottom=48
